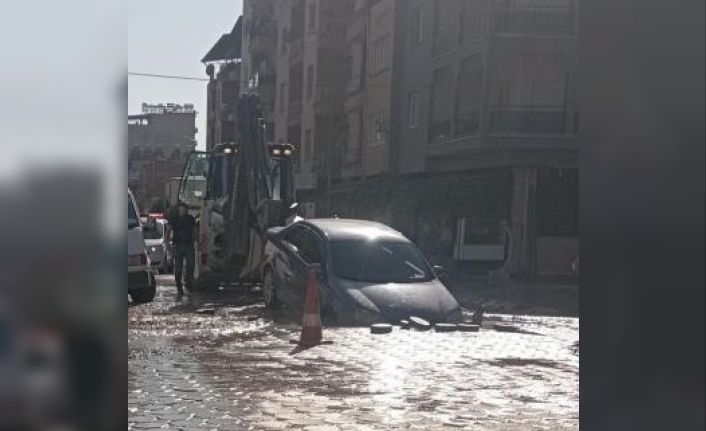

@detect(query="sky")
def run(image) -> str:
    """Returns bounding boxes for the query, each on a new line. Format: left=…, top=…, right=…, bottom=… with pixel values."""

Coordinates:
left=128, top=0, right=243, bottom=150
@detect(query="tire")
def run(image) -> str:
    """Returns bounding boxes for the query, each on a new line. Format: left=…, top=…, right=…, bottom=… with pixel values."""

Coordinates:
left=410, top=316, right=431, bottom=331
left=262, top=268, right=280, bottom=309
left=130, top=284, right=156, bottom=304
left=371, top=323, right=393, bottom=334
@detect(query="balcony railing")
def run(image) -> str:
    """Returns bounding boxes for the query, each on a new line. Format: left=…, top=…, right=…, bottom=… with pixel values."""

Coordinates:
left=454, top=112, right=481, bottom=137
left=429, top=120, right=452, bottom=143
left=493, top=5, right=576, bottom=36
left=489, top=104, right=577, bottom=135
left=433, top=29, right=457, bottom=56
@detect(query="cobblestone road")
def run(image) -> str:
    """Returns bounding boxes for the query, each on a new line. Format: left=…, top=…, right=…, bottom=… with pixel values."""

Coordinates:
left=129, top=275, right=578, bottom=430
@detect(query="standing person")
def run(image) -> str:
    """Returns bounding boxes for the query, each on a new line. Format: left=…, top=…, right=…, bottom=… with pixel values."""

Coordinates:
left=167, top=202, right=196, bottom=301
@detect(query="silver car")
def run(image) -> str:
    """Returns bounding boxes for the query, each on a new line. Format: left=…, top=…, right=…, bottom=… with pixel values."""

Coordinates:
left=141, top=217, right=172, bottom=274
left=262, top=219, right=462, bottom=325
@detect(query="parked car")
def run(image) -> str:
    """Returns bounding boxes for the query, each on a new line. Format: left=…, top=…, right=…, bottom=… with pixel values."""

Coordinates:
left=128, top=189, right=156, bottom=304
left=140, top=216, right=172, bottom=274
left=261, top=219, right=462, bottom=325
left=1, top=307, right=71, bottom=429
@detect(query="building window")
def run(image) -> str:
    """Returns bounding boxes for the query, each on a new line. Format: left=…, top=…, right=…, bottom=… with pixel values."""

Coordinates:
left=455, top=55, right=483, bottom=136
left=408, top=92, right=419, bottom=128
left=280, top=28, right=288, bottom=55
left=279, top=83, right=287, bottom=113
left=433, top=0, right=463, bottom=56
left=304, top=128, right=312, bottom=161
left=412, top=7, right=425, bottom=47
left=372, top=111, right=387, bottom=143
left=308, top=1, right=317, bottom=31
left=429, top=66, right=454, bottom=142
left=370, top=36, right=390, bottom=74
left=306, top=65, right=315, bottom=101
left=460, top=0, right=485, bottom=44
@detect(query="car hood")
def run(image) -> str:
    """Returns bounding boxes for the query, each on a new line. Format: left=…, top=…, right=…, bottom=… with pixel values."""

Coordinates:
left=337, top=278, right=460, bottom=323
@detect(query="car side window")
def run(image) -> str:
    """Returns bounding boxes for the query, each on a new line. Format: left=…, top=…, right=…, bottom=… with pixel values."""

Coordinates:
left=282, top=226, right=322, bottom=265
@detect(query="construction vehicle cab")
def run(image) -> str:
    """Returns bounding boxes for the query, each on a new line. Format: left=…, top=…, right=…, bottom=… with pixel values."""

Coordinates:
left=177, top=94, right=296, bottom=285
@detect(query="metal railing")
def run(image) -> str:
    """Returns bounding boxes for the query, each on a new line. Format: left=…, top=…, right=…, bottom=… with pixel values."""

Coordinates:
left=493, top=4, right=576, bottom=35
left=429, top=120, right=452, bottom=142
left=454, top=112, right=481, bottom=137
left=489, top=104, right=577, bottom=135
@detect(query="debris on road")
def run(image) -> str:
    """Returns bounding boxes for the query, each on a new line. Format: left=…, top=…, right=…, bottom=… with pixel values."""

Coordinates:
left=472, top=305, right=486, bottom=325
left=370, top=323, right=393, bottom=334
left=457, top=323, right=480, bottom=332
left=492, top=323, right=543, bottom=335
left=434, top=323, right=458, bottom=332
left=195, top=308, right=216, bottom=315
left=409, top=316, right=431, bottom=331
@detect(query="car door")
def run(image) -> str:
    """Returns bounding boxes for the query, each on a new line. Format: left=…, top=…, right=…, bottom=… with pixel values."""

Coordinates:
left=279, top=226, right=323, bottom=309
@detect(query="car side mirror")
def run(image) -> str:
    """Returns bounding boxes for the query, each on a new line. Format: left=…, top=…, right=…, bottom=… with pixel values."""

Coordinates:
left=433, top=264, right=447, bottom=279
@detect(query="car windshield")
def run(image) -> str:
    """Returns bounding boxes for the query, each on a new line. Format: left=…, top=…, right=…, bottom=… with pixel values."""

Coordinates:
left=329, top=239, right=433, bottom=283
left=142, top=221, right=164, bottom=240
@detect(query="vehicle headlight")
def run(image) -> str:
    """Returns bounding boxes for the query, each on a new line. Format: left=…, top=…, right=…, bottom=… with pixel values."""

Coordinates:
left=150, top=246, right=157, bottom=253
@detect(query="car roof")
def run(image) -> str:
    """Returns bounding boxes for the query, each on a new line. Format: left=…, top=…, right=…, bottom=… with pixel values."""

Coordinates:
left=301, top=218, right=408, bottom=242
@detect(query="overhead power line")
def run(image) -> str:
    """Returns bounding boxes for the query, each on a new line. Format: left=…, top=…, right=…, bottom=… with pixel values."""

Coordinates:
left=128, top=72, right=209, bottom=82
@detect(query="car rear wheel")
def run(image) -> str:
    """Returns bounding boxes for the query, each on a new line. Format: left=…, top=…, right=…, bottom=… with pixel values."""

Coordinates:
left=130, top=285, right=155, bottom=304
left=262, top=268, right=279, bottom=309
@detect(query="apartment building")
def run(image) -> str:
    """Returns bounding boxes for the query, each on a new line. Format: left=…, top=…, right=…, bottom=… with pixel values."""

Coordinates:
left=241, top=0, right=278, bottom=143
left=202, top=16, right=243, bottom=151
left=272, top=0, right=349, bottom=214
left=293, top=0, right=579, bottom=279
left=128, top=103, right=197, bottom=211
left=398, top=0, right=579, bottom=278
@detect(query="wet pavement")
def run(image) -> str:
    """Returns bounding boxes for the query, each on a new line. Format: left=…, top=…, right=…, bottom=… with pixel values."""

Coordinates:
left=129, top=275, right=579, bottom=430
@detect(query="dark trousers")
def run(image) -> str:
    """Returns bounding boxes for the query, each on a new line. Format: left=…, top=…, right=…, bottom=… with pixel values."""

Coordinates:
left=173, top=244, right=195, bottom=295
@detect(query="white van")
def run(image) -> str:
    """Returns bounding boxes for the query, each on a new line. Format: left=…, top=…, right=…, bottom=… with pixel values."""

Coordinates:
left=128, top=189, right=156, bottom=303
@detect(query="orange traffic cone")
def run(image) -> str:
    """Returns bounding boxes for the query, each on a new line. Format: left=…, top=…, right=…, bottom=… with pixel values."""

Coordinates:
left=297, top=269, right=323, bottom=348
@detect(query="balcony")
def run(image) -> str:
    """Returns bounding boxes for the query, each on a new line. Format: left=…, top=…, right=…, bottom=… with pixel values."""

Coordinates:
left=489, top=104, right=577, bottom=135
left=492, top=4, right=576, bottom=36
left=429, top=120, right=453, bottom=143
left=433, top=29, right=458, bottom=57
left=347, top=76, right=364, bottom=96
left=454, top=112, right=481, bottom=137
left=288, top=40, right=303, bottom=63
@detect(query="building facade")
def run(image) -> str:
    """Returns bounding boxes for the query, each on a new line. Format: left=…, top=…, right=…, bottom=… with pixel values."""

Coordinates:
left=393, top=0, right=579, bottom=279
left=241, top=0, right=278, bottom=144
left=128, top=103, right=197, bottom=211
left=203, top=16, right=243, bottom=151
left=272, top=0, right=349, bottom=213
left=275, top=0, right=579, bottom=280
